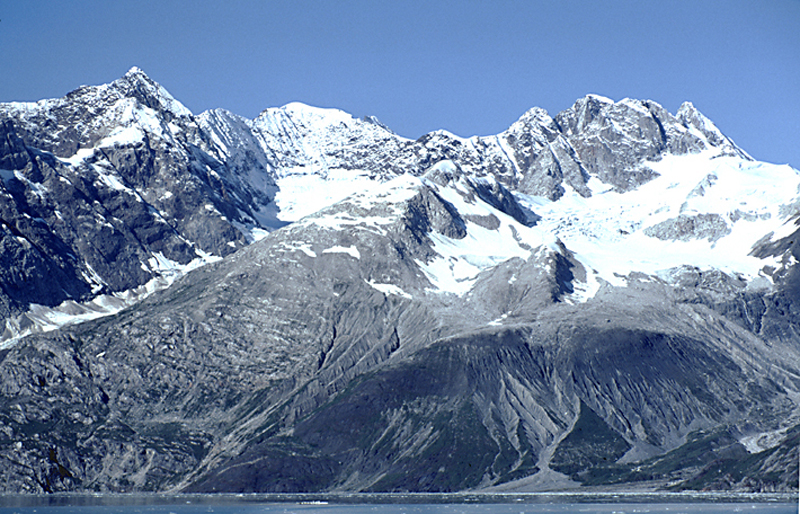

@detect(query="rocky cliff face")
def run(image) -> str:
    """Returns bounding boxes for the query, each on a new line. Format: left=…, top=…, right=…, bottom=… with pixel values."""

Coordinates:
left=0, top=69, right=798, bottom=494
left=0, top=69, right=276, bottom=339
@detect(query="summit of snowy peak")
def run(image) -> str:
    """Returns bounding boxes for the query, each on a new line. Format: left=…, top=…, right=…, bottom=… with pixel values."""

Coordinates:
left=546, top=95, right=747, bottom=194
left=282, top=101, right=347, bottom=117
left=124, top=66, right=147, bottom=78
left=198, top=107, right=251, bottom=124
left=676, top=101, right=710, bottom=127
left=249, top=101, right=412, bottom=179
left=256, top=102, right=358, bottom=129
left=516, top=106, right=552, bottom=122
left=110, top=67, right=193, bottom=118
left=676, top=101, right=751, bottom=160
left=584, top=93, right=615, bottom=104
left=197, top=107, right=260, bottom=138
left=618, top=97, right=659, bottom=115
left=505, top=106, right=560, bottom=140
left=0, top=67, right=197, bottom=158
left=254, top=101, right=380, bottom=151
left=556, top=95, right=668, bottom=135
left=423, top=128, right=470, bottom=141
left=254, top=102, right=405, bottom=141
left=361, top=115, right=395, bottom=134
left=565, top=94, right=616, bottom=119
left=555, top=95, right=613, bottom=136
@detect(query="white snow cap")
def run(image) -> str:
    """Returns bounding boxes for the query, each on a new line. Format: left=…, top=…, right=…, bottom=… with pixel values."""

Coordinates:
left=118, top=66, right=193, bottom=117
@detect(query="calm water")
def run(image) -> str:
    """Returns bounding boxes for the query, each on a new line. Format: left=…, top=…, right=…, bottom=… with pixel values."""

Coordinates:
left=0, top=493, right=796, bottom=514
left=0, top=506, right=797, bottom=514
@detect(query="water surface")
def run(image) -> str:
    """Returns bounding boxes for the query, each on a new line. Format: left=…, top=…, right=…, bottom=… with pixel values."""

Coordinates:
left=0, top=493, right=795, bottom=514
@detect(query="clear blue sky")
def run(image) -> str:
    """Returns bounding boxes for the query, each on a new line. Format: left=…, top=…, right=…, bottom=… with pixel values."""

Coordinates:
left=1, top=1, right=798, bottom=168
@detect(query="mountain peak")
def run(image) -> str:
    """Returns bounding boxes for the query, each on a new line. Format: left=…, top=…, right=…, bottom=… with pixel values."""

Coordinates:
left=584, top=93, right=615, bottom=104
left=116, top=65, right=157, bottom=92
left=676, top=101, right=751, bottom=160
left=110, top=66, right=193, bottom=118
left=515, top=106, right=553, bottom=124
left=124, top=65, right=147, bottom=78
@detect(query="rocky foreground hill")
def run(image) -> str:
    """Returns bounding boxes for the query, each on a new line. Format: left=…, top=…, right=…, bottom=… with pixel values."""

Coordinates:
left=0, top=69, right=798, bottom=493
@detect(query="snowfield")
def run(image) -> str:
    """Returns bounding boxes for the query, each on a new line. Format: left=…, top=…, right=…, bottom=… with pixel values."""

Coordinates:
left=519, top=151, right=800, bottom=294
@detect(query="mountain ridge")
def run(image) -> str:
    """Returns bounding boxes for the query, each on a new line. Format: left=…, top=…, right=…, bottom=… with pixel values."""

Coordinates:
left=0, top=68, right=798, bottom=494
left=0, top=67, right=754, bottom=342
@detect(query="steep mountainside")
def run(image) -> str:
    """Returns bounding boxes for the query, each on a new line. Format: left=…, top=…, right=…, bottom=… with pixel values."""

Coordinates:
left=0, top=69, right=281, bottom=340
left=0, top=69, right=753, bottom=341
left=0, top=69, right=798, bottom=494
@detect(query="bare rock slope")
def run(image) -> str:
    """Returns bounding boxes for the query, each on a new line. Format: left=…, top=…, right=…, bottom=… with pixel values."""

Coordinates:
left=0, top=70, right=798, bottom=493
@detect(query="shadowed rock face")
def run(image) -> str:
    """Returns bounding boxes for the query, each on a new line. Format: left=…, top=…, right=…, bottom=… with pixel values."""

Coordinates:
left=0, top=120, right=191, bottom=320
left=0, top=70, right=798, bottom=494
left=0, top=72, right=257, bottom=325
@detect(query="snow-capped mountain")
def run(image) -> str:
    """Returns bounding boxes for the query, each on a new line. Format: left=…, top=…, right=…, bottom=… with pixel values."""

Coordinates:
left=0, top=69, right=799, bottom=494
left=0, top=68, right=763, bottom=342
left=0, top=68, right=274, bottom=341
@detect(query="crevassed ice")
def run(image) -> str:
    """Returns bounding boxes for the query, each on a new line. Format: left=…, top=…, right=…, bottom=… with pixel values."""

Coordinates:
left=522, top=150, right=800, bottom=289
left=416, top=174, right=558, bottom=296
left=274, top=169, right=389, bottom=222
left=297, top=173, right=421, bottom=234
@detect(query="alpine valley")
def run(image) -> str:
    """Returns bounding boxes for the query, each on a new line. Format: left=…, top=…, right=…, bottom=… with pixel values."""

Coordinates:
left=0, top=68, right=798, bottom=494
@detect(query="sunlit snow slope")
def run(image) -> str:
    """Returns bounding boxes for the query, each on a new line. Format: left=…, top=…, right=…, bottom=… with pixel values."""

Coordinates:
left=518, top=151, right=800, bottom=301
